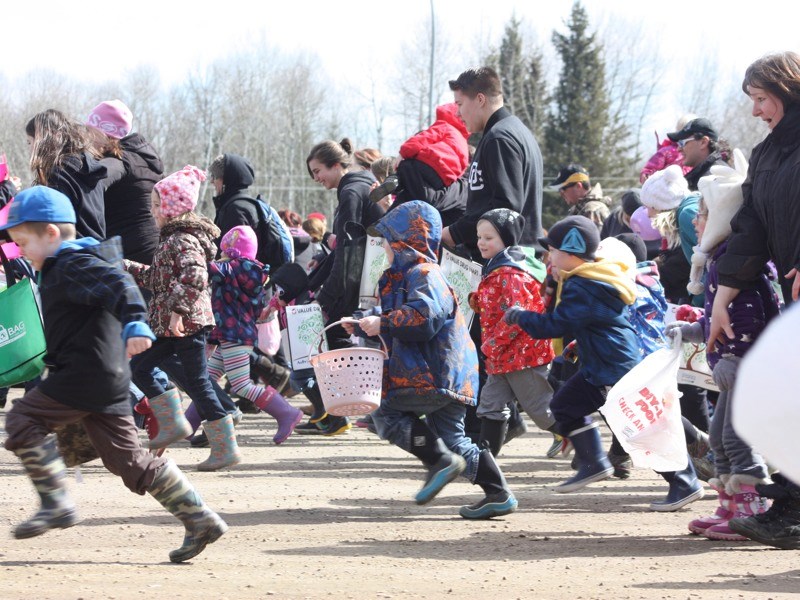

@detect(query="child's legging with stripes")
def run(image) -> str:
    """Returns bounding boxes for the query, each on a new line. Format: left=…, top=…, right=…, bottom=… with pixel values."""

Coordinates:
left=207, top=342, right=275, bottom=404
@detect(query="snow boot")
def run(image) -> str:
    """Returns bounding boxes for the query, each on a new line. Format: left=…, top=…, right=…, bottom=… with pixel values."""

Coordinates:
left=197, top=414, right=242, bottom=471
left=555, top=422, right=613, bottom=493
left=651, top=457, right=705, bottom=511
left=11, top=435, right=79, bottom=539
left=407, top=418, right=466, bottom=505
left=688, top=476, right=735, bottom=535
left=727, top=473, right=800, bottom=549
left=254, top=387, right=303, bottom=444
left=459, top=449, right=518, bottom=519
left=478, top=418, right=508, bottom=457
left=705, top=474, right=771, bottom=541
left=146, top=388, right=193, bottom=450
left=149, top=459, right=228, bottom=563
left=250, top=354, right=292, bottom=395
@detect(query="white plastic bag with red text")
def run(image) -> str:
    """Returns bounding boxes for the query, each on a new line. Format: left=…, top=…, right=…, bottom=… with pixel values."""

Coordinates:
left=599, top=332, right=688, bottom=472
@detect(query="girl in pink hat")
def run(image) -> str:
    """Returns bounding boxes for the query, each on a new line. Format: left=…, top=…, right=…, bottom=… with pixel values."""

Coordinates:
left=125, top=166, right=242, bottom=471
left=203, top=225, right=302, bottom=444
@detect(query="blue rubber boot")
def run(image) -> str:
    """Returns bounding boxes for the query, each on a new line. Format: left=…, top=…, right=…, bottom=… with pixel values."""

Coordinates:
left=651, top=456, right=705, bottom=511
left=407, top=419, right=466, bottom=505
left=555, top=422, right=614, bottom=493
left=459, top=449, right=518, bottom=519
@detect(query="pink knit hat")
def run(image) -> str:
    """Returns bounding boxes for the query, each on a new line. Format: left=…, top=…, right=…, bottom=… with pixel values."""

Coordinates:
left=220, top=225, right=258, bottom=261
left=154, top=165, right=206, bottom=218
left=86, top=99, right=133, bottom=139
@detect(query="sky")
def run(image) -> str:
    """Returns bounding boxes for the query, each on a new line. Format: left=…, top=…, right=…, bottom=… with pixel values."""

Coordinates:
left=3, top=0, right=798, bottom=152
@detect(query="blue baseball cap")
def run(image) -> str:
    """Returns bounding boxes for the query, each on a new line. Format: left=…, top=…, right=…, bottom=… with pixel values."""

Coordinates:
left=0, top=186, right=76, bottom=232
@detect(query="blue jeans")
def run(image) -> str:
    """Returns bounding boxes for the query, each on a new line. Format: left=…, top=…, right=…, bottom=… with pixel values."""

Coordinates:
left=130, top=330, right=226, bottom=422
left=372, top=393, right=481, bottom=482
left=160, top=353, right=238, bottom=413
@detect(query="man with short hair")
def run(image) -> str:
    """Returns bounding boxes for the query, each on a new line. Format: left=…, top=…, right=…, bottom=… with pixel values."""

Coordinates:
left=549, top=164, right=612, bottom=231
left=667, top=117, right=729, bottom=191
left=442, top=66, right=544, bottom=257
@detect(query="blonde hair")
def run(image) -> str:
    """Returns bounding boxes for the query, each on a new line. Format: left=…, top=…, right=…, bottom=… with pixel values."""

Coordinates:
left=651, top=210, right=680, bottom=249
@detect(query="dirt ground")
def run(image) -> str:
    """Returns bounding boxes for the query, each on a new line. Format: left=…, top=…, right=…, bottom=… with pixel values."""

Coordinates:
left=1, top=388, right=798, bottom=600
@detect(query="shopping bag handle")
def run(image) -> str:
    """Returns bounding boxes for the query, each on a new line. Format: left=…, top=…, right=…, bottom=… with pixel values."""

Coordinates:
left=306, top=318, right=389, bottom=364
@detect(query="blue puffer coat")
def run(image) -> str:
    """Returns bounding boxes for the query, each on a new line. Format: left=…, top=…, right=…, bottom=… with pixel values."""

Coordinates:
left=373, top=201, right=479, bottom=405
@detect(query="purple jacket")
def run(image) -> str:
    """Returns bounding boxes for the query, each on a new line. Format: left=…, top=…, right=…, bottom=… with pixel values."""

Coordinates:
left=700, top=241, right=780, bottom=367
left=209, top=257, right=269, bottom=346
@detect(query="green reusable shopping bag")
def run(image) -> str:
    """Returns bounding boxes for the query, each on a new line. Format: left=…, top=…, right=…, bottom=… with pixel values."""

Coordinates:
left=0, top=257, right=46, bottom=387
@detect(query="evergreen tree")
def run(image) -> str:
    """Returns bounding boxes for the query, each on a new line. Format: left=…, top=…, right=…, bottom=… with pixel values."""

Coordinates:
left=544, top=1, right=632, bottom=182
left=485, top=16, right=549, bottom=142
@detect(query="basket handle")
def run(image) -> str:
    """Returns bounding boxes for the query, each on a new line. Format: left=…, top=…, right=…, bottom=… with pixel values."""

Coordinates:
left=306, top=318, right=389, bottom=363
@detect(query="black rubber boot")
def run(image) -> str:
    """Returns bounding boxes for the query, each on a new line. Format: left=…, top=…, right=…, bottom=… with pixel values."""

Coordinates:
left=407, top=418, right=465, bottom=505
left=478, top=418, right=508, bottom=457
left=651, top=458, right=705, bottom=511
left=504, top=402, right=528, bottom=445
left=459, top=449, right=518, bottom=519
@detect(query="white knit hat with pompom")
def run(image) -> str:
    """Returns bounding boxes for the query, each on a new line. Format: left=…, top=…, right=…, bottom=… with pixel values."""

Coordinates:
left=641, top=164, right=690, bottom=211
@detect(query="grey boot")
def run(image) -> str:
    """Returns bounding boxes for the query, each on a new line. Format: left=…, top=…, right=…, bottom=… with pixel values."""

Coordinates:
left=147, top=388, right=193, bottom=450
left=149, top=460, right=228, bottom=563
left=197, top=414, right=242, bottom=472
left=12, top=435, right=79, bottom=539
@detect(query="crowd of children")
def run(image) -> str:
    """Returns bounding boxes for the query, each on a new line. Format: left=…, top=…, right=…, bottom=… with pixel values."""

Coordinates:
left=3, top=50, right=800, bottom=563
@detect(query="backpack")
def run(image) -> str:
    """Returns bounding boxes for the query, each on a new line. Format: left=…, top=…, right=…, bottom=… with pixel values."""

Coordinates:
left=235, top=195, right=294, bottom=272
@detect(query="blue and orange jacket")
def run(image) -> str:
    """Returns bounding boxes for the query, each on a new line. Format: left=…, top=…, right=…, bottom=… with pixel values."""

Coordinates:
left=373, top=200, right=479, bottom=405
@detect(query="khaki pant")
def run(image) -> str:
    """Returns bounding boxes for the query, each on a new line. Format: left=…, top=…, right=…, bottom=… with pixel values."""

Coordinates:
left=5, top=388, right=166, bottom=494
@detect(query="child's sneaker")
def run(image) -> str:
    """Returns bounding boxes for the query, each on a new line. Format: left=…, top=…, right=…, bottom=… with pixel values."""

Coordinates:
left=607, top=450, right=633, bottom=479
left=545, top=434, right=563, bottom=459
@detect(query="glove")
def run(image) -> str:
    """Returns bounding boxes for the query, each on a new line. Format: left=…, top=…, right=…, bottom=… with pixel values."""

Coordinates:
left=665, top=320, right=705, bottom=344
left=504, top=306, right=526, bottom=326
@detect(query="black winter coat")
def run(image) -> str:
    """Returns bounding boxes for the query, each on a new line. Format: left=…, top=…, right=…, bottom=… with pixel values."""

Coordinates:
left=48, top=152, right=107, bottom=240
left=101, top=133, right=164, bottom=264
left=717, top=105, right=800, bottom=290
left=38, top=237, right=149, bottom=414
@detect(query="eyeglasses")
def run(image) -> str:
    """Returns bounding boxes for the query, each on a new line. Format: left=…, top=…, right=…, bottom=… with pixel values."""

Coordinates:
left=559, top=182, right=579, bottom=193
left=678, top=137, right=700, bottom=149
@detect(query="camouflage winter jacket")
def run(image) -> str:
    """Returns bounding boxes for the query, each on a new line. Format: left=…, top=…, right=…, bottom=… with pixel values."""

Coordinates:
left=126, top=213, right=219, bottom=337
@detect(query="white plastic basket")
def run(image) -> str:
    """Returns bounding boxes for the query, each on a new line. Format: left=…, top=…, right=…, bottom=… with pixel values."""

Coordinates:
left=308, top=319, right=388, bottom=417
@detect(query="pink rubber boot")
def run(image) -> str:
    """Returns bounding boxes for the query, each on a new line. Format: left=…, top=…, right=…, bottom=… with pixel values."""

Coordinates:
left=705, top=475, right=771, bottom=541
left=254, top=387, right=303, bottom=445
left=688, top=477, right=734, bottom=535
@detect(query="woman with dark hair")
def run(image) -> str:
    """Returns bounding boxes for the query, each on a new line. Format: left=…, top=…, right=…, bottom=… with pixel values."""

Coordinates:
left=295, top=139, right=384, bottom=435
left=26, top=109, right=107, bottom=240
left=305, top=138, right=384, bottom=332
left=709, top=51, right=800, bottom=549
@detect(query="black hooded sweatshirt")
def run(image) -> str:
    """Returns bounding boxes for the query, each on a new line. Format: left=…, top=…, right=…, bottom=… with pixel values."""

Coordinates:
left=48, top=152, right=107, bottom=240
left=212, top=153, right=260, bottom=241
left=101, top=133, right=164, bottom=264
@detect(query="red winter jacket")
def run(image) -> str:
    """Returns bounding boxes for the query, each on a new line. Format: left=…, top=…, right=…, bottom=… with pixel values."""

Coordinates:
left=399, top=103, right=469, bottom=187
left=475, top=266, right=554, bottom=374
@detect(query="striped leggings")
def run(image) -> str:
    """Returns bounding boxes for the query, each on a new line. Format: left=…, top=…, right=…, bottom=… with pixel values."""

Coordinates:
left=207, top=342, right=269, bottom=404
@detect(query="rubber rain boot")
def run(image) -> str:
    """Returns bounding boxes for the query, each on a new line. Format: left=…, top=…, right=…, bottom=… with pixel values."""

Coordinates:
left=555, top=422, right=613, bottom=493
left=147, top=388, right=193, bottom=450
left=459, top=449, right=518, bottom=519
left=651, top=457, right=705, bottom=511
left=197, top=414, right=242, bottom=472
left=12, top=435, right=79, bottom=539
left=255, top=387, right=303, bottom=444
left=149, top=459, right=228, bottom=562
left=407, top=418, right=466, bottom=505
left=478, top=418, right=508, bottom=457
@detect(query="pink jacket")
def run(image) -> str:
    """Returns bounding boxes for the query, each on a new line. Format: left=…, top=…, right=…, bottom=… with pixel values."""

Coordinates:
left=640, top=138, right=691, bottom=184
